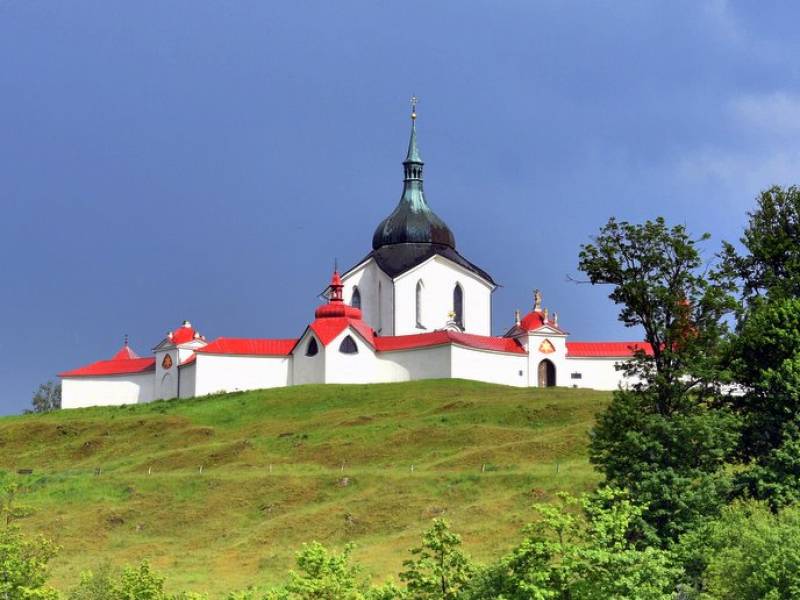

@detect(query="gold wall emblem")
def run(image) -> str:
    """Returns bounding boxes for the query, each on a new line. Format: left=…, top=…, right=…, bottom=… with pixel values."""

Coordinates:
left=161, top=354, right=173, bottom=369
left=539, top=339, right=555, bottom=354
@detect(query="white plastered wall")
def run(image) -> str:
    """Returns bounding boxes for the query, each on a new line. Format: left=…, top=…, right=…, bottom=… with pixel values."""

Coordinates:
left=322, top=328, right=378, bottom=384
left=194, top=354, right=291, bottom=396
left=525, top=331, right=570, bottom=387
left=450, top=345, right=528, bottom=387
left=375, top=345, right=452, bottom=382
left=61, top=373, right=155, bottom=408
left=154, top=348, right=178, bottom=400
left=178, top=363, right=196, bottom=399
left=563, top=357, right=638, bottom=390
left=292, top=331, right=326, bottom=385
left=341, top=260, right=394, bottom=335
left=154, top=340, right=206, bottom=400
left=393, top=256, right=493, bottom=336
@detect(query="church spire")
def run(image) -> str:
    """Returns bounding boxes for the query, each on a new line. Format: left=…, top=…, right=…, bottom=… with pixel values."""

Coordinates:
left=400, top=97, right=426, bottom=204
left=371, top=98, right=456, bottom=250
left=405, top=96, right=423, bottom=166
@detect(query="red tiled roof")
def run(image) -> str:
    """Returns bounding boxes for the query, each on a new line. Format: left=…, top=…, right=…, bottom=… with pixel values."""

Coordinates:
left=375, top=331, right=526, bottom=354
left=111, top=344, right=140, bottom=360
left=309, top=318, right=376, bottom=347
left=197, top=337, right=298, bottom=356
left=59, top=357, right=156, bottom=377
left=566, top=341, right=653, bottom=358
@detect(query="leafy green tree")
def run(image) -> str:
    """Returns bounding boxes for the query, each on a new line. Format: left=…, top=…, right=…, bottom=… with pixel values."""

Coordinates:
left=264, top=542, right=372, bottom=600
left=399, top=519, right=474, bottom=600
left=29, top=381, right=61, bottom=414
left=68, top=561, right=205, bottom=600
left=735, top=420, right=800, bottom=509
left=467, top=488, right=679, bottom=599
left=578, top=217, right=738, bottom=543
left=676, top=501, right=800, bottom=599
left=727, top=297, right=800, bottom=457
left=0, top=525, right=60, bottom=600
left=578, top=217, right=735, bottom=405
left=116, top=561, right=168, bottom=600
left=67, top=564, right=116, bottom=600
left=0, top=477, right=33, bottom=527
left=725, top=297, right=800, bottom=507
left=721, top=185, right=800, bottom=303
left=589, top=388, right=738, bottom=543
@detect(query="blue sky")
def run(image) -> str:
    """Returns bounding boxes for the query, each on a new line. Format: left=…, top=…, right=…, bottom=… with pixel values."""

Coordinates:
left=2, top=2, right=799, bottom=414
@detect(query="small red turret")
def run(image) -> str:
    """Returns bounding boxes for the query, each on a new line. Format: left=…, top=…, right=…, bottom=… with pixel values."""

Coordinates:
left=315, top=270, right=363, bottom=320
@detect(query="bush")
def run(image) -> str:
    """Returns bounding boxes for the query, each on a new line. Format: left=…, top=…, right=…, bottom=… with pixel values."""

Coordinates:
left=677, top=501, right=800, bottom=599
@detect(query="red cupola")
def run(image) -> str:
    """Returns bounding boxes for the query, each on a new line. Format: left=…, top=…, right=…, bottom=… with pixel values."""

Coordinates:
left=315, top=271, right=363, bottom=320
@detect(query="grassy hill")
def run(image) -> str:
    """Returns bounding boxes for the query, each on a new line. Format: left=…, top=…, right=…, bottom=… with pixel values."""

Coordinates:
left=0, top=380, right=610, bottom=597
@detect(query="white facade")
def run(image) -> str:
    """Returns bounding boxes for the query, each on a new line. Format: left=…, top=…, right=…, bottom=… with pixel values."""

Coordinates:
left=195, top=354, right=291, bottom=396
left=374, top=346, right=452, bottom=382
left=341, top=254, right=493, bottom=337
left=58, top=117, right=645, bottom=409
left=60, top=312, right=642, bottom=408
left=61, top=373, right=154, bottom=409
left=342, top=261, right=395, bottom=335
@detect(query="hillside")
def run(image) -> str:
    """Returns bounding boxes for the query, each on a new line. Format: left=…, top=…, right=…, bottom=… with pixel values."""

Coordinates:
left=0, top=380, right=610, bottom=597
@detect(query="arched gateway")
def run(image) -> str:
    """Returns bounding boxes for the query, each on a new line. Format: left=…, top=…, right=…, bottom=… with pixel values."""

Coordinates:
left=538, top=359, right=556, bottom=387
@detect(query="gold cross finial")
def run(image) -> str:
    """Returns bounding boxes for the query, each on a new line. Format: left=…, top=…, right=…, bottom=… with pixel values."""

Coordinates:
left=411, top=95, right=418, bottom=120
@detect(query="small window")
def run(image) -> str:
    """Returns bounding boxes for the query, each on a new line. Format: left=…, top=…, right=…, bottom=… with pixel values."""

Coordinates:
left=351, top=286, right=361, bottom=309
left=339, top=335, right=358, bottom=354
left=453, top=283, right=464, bottom=328
left=571, top=372, right=582, bottom=380
left=416, top=280, right=424, bottom=328
left=305, top=338, right=319, bottom=357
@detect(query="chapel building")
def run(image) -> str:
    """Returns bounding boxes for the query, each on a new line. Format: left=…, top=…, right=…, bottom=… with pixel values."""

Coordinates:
left=59, top=109, right=649, bottom=409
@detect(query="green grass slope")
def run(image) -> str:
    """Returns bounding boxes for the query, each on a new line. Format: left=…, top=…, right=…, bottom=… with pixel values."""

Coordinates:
left=0, top=380, right=610, bottom=597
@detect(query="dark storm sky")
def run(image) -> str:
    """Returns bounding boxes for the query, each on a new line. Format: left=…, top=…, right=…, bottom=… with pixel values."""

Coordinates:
left=2, top=1, right=799, bottom=414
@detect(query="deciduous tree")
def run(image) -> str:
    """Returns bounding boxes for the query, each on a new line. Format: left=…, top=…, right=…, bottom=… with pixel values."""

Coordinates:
left=399, top=519, right=474, bottom=600
left=30, top=381, right=61, bottom=414
left=578, top=217, right=738, bottom=543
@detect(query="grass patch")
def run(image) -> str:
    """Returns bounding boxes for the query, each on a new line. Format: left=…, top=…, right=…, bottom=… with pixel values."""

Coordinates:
left=0, top=379, right=609, bottom=597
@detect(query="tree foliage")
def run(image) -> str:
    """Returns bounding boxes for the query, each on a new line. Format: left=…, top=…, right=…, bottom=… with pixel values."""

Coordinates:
left=262, top=542, right=385, bottom=600
left=722, top=189, right=800, bottom=507
left=677, top=501, right=800, bottom=599
left=589, top=389, right=738, bottom=543
left=728, top=298, right=800, bottom=457
left=399, top=519, right=473, bottom=600
left=66, top=561, right=207, bottom=600
left=468, top=488, right=678, bottom=599
left=0, top=526, right=60, bottom=600
left=578, top=217, right=735, bottom=408
left=721, top=185, right=800, bottom=303
left=578, top=217, right=738, bottom=543
left=30, top=381, right=61, bottom=414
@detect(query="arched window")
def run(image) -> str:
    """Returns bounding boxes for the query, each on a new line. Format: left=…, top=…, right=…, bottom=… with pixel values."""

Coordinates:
left=305, top=337, right=319, bottom=357
left=453, top=283, right=464, bottom=328
left=377, top=281, right=383, bottom=333
left=339, top=335, right=358, bottom=354
left=351, top=286, right=361, bottom=309
left=416, top=280, right=424, bottom=328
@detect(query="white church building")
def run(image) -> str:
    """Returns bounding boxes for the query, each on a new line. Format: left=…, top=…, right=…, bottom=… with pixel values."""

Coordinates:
left=59, top=110, right=650, bottom=409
